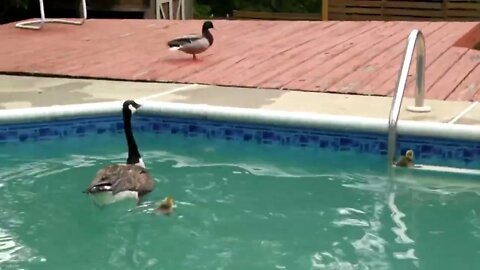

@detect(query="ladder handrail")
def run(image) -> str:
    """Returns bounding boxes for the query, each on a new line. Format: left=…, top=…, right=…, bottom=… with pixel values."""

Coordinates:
left=387, top=29, right=429, bottom=166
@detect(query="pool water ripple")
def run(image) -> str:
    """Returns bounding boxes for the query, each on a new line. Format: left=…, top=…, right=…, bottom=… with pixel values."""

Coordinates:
left=0, top=133, right=479, bottom=269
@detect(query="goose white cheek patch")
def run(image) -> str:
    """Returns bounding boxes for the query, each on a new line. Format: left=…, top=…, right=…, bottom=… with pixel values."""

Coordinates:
left=128, top=104, right=137, bottom=113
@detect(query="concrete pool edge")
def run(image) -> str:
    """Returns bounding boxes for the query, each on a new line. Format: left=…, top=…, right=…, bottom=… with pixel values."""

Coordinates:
left=2, top=100, right=480, bottom=142
left=2, top=74, right=479, bottom=124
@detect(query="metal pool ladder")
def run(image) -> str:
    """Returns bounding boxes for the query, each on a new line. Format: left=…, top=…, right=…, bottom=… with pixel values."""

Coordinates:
left=387, top=29, right=431, bottom=167
left=387, top=29, right=480, bottom=176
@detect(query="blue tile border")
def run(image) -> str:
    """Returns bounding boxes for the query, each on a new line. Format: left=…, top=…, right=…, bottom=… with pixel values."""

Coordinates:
left=0, top=114, right=479, bottom=169
left=0, top=116, right=124, bottom=143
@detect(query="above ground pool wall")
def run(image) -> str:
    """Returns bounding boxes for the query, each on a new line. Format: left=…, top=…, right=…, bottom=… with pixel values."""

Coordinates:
left=1, top=101, right=480, bottom=169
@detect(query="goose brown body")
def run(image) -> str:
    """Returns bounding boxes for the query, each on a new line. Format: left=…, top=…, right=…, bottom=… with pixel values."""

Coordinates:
left=85, top=164, right=154, bottom=196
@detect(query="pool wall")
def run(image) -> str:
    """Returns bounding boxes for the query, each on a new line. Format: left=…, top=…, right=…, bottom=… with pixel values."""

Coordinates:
left=1, top=101, right=480, bottom=169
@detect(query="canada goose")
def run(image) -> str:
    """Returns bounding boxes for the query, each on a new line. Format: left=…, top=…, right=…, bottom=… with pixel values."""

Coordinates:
left=167, top=21, right=214, bottom=60
left=395, top=149, right=414, bottom=168
left=84, top=100, right=154, bottom=206
left=155, top=196, right=176, bottom=215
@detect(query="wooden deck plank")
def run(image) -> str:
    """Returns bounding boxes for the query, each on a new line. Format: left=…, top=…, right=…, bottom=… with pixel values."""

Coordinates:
left=218, top=21, right=383, bottom=87
left=82, top=20, right=248, bottom=80
left=234, top=21, right=386, bottom=88
left=184, top=21, right=340, bottom=84
left=451, top=59, right=480, bottom=101
left=0, top=20, right=184, bottom=76
left=78, top=20, right=210, bottom=75
left=340, top=21, right=453, bottom=96
left=253, top=21, right=399, bottom=89
left=422, top=46, right=470, bottom=99
left=153, top=20, right=284, bottom=77
left=185, top=22, right=341, bottom=84
left=430, top=49, right=480, bottom=100
left=368, top=21, right=478, bottom=97
left=259, top=21, right=409, bottom=89
left=424, top=47, right=469, bottom=96
left=277, top=21, right=412, bottom=91
left=59, top=23, right=159, bottom=77
left=88, top=20, right=261, bottom=80
left=471, top=66, right=480, bottom=101
left=0, top=19, right=478, bottom=101
left=284, top=21, right=432, bottom=92
left=327, top=22, right=447, bottom=95
left=119, top=20, right=290, bottom=81
left=159, top=21, right=324, bottom=82
left=178, top=21, right=348, bottom=84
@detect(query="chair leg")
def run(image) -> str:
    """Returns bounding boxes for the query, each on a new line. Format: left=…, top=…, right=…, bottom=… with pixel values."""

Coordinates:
left=176, top=0, right=180, bottom=19
left=168, top=0, right=173, bottom=20
left=157, top=0, right=171, bottom=19
left=159, top=3, right=167, bottom=19
left=181, top=0, right=185, bottom=20
left=174, top=0, right=184, bottom=20
left=16, top=0, right=88, bottom=30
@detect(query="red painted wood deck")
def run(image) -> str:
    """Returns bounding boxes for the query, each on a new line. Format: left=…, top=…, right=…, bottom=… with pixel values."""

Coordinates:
left=0, top=19, right=479, bottom=101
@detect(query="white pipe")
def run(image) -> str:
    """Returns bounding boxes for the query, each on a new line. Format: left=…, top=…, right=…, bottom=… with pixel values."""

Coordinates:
left=2, top=101, right=480, bottom=143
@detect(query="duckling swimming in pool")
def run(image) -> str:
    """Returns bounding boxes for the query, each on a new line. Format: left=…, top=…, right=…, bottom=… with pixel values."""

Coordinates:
left=395, top=149, right=414, bottom=167
left=155, top=196, right=176, bottom=215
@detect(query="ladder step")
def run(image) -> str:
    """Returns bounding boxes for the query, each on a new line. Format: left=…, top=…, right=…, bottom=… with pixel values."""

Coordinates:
left=395, top=164, right=480, bottom=176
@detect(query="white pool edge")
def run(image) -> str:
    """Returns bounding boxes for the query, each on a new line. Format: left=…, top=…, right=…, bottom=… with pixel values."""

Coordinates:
left=1, top=100, right=480, bottom=142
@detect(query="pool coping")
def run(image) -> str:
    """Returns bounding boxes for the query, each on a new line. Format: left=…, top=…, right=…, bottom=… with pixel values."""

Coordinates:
left=2, top=100, right=480, bottom=143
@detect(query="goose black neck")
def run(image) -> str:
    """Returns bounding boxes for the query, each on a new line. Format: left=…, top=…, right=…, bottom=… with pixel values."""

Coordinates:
left=123, top=110, right=141, bottom=165
left=203, top=29, right=214, bottom=46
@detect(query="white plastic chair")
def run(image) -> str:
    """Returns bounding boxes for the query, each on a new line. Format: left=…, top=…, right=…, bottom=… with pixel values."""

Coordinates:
left=156, top=0, right=185, bottom=20
left=16, top=0, right=87, bottom=30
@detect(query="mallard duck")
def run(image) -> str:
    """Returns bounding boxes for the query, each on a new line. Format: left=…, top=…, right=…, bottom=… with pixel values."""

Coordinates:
left=167, top=21, right=214, bottom=60
left=155, top=196, right=176, bottom=215
left=84, top=100, right=154, bottom=206
left=395, top=149, right=414, bottom=167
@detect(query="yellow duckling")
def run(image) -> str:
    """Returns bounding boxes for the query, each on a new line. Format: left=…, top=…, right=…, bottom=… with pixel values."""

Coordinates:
left=395, top=149, right=414, bottom=167
left=155, top=196, right=176, bottom=215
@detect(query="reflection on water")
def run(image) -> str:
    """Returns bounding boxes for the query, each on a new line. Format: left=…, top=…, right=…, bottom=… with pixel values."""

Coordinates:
left=0, top=229, right=23, bottom=263
left=0, top=134, right=479, bottom=269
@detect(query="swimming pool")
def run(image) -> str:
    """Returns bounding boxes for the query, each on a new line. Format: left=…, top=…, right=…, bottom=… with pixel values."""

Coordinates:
left=1, top=101, right=480, bottom=269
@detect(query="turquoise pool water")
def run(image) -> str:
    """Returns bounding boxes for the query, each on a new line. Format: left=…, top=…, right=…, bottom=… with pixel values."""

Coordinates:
left=0, top=132, right=479, bottom=270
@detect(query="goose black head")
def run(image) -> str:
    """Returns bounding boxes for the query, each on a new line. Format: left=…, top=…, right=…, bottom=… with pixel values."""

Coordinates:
left=122, top=100, right=141, bottom=114
left=202, top=21, right=214, bottom=32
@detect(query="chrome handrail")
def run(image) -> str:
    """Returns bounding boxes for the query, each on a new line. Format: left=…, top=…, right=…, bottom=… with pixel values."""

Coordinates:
left=387, top=29, right=430, bottom=167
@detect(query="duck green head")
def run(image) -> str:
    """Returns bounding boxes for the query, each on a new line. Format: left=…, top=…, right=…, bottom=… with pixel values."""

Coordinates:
left=202, top=21, right=214, bottom=31
left=405, top=149, right=414, bottom=161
